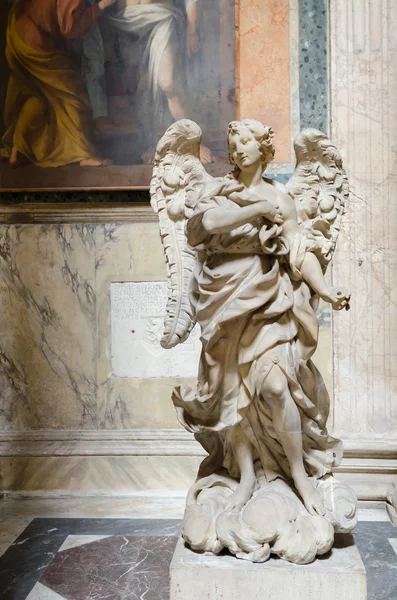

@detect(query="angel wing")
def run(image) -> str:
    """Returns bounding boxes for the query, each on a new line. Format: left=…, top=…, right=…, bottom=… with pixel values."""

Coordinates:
left=150, top=119, right=211, bottom=349
left=287, top=128, right=349, bottom=269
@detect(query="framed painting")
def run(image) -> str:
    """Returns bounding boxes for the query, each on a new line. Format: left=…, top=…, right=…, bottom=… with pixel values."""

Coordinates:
left=0, top=0, right=298, bottom=191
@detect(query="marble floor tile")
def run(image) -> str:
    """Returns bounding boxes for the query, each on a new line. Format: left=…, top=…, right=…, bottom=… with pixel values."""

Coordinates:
left=353, top=522, right=397, bottom=600
left=0, top=518, right=180, bottom=600
left=58, top=534, right=112, bottom=552
left=41, top=536, right=176, bottom=600
left=27, top=582, right=67, bottom=599
left=0, top=508, right=395, bottom=600
left=0, top=516, right=32, bottom=558
left=358, top=507, right=392, bottom=522
left=388, top=538, right=397, bottom=556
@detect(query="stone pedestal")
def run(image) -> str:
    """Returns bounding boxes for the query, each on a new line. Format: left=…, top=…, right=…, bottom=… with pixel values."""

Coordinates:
left=170, top=535, right=367, bottom=600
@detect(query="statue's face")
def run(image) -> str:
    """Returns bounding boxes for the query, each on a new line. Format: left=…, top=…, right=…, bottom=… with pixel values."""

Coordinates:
left=228, top=125, right=262, bottom=171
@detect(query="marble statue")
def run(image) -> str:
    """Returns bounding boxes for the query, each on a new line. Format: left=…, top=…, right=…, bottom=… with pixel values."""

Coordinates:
left=150, top=118, right=357, bottom=564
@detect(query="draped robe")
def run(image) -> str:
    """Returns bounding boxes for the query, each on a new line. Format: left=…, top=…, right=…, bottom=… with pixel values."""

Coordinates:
left=2, top=0, right=99, bottom=167
left=108, top=0, right=197, bottom=134
left=173, top=178, right=343, bottom=483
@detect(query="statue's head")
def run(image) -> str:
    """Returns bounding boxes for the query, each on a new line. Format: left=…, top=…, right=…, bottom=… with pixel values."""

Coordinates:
left=227, top=119, right=275, bottom=173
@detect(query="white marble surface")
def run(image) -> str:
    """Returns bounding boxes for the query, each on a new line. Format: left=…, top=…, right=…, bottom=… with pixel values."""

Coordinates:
left=58, top=535, right=112, bottom=552
left=0, top=455, right=200, bottom=494
left=330, top=0, right=397, bottom=453
left=27, top=582, right=67, bottom=599
left=358, top=507, right=392, bottom=522
left=0, top=494, right=187, bottom=522
left=170, top=536, right=367, bottom=600
left=388, top=538, right=397, bottom=556
left=111, top=281, right=201, bottom=378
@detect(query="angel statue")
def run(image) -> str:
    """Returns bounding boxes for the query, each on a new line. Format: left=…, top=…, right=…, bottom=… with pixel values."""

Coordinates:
left=150, top=118, right=357, bottom=564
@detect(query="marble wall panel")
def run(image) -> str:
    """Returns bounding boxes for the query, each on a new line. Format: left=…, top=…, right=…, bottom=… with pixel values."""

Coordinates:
left=238, top=0, right=301, bottom=173
left=330, top=0, right=397, bottom=447
left=0, top=222, right=196, bottom=431
left=94, top=222, right=196, bottom=429
left=299, top=0, right=328, bottom=131
left=0, top=225, right=97, bottom=430
left=0, top=456, right=200, bottom=494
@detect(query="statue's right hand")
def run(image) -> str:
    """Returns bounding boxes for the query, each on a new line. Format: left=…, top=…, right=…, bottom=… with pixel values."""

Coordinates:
left=257, top=201, right=283, bottom=225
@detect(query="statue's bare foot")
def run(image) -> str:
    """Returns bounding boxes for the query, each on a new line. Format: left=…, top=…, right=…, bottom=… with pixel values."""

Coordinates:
left=224, top=478, right=255, bottom=513
left=294, top=474, right=325, bottom=516
left=80, top=157, right=113, bottom=167
left=141, top=147, right=156, bottom=164
left=200, top=144, right=212, bottom=164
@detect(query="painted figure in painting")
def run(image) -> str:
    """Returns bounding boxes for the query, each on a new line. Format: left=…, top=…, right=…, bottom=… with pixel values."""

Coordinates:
left=151, top=118, right=357, bottom=564
left=0, top=0, right=233, bottom=188
left=1, top=0, right=116, bottom=169
left=109, top=0, right=212, bottom=163
left=82, top=0, right=112, bottom=135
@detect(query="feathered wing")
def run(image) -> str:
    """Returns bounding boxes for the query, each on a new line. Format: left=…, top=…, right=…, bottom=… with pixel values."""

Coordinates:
left=287, top=128, right=349, bottom=270
left=150, top=119, right=211, bottom=349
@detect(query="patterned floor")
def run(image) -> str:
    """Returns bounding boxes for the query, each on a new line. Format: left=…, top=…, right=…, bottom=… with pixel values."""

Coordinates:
left=0, top=519, right=395, bottom=599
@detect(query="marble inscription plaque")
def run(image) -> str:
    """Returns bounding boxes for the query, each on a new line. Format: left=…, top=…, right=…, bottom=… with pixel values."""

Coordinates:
left=111, top=282, right=201, bottom=378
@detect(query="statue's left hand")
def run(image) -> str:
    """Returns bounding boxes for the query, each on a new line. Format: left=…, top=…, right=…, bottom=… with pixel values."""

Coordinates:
left=326, top=287, right=351, bottom=311
left=257, top=201, right=283, bottom=225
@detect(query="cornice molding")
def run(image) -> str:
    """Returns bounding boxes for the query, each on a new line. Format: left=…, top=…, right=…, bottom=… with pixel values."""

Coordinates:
left=0, top=203, right=156, bottom=224
left=0, top=429, right=395, bottom=460
left=0, top=429, right=395, bottom=500
left=0, top=429, right=204, bottom=457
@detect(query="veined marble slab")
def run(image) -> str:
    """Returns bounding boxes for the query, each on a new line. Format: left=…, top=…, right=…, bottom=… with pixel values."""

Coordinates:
left=0, top=222, right=189, bottom=431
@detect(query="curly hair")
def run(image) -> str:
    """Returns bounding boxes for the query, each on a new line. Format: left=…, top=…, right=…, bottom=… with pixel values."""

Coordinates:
left=227, top=119, right=275, bottom=177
